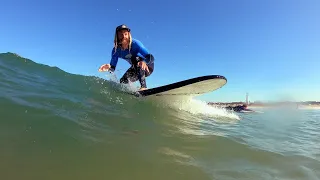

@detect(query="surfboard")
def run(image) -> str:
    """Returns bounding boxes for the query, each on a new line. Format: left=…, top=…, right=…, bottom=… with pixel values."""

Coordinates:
left=238, top=110, right=264, bottom=113
left=133, top=75, right=227, bottom=97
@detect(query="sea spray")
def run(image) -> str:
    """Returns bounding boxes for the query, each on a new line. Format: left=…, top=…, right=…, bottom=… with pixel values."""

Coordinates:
left=145, top=95, right=240, bottom=121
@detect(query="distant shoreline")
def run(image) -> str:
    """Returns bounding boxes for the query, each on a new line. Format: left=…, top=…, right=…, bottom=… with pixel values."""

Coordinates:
left=248, top=105, right=320, bottom=110
left=207, top=101, right=320, bottom=110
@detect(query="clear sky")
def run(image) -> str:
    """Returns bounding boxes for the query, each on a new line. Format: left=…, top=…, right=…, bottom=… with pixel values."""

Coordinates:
left=1, top=0, right=319, bottom=102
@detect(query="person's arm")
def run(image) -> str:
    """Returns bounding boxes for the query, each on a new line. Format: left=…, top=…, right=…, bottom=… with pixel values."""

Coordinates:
left=135, top=40, right=155, bottom=65
left=109, top=48, right=118, bottom=72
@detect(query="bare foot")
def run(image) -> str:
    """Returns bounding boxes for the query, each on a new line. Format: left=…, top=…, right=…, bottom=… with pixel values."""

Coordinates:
left=139, top=87, right=147, bottom=91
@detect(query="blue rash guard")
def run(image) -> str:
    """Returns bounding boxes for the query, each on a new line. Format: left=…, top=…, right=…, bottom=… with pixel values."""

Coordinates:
left=109, top=38, right=154, bottom=72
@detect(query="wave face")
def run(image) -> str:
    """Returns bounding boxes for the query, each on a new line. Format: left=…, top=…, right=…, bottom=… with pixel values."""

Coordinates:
left=0, top=52, right=319, bottom=180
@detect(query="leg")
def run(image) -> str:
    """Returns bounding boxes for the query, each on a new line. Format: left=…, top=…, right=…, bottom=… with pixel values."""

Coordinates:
left=120, top=56, right=154, bottom=88
left=119, top=65, right=153, bottom=88
left=119, top=66, right=137, bottom=84
left=137, top=66, right=147, bottom=88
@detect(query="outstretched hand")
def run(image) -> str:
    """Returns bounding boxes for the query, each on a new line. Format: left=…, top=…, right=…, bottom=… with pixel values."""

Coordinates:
left=137, top=61, right=150, bottom=73
left=98, top=64, right=111, bottom=72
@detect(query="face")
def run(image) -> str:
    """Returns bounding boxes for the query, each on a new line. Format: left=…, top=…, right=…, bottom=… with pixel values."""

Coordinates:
left=117, top=29, right=130, bottom=44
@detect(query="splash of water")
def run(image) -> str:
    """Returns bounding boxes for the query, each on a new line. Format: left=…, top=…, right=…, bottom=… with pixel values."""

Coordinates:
left=145, top=95, right=240, bottom=121
left=100, top=72, right=239, bottom=121
left=103, top=71, right=140, bottom=93
left=172, top=97, right=240, bottom=120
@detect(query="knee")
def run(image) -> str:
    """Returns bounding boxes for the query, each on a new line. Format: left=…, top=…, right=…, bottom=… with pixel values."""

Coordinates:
left=120, top=77, right=128, bottom=84
left=146, top=66, right=154, bottom=77
left=138, top=67, right=146, bottom=75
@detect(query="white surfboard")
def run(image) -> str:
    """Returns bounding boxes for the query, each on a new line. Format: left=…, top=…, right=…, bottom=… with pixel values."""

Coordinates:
left=133, top=75, right=227, bottom=97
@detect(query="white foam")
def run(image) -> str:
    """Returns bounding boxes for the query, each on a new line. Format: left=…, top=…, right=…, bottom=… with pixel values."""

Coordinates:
left=149, top=95, right=240, bottom=121
left=179, top=98, right=240, bottom=120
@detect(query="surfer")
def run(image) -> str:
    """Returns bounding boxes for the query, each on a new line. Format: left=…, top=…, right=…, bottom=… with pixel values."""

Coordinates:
left=98, top=24, right=155, bottom=91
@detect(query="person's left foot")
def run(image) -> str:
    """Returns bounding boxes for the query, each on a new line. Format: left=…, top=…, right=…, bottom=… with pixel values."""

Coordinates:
left=139, top=87, right=147, bottom=91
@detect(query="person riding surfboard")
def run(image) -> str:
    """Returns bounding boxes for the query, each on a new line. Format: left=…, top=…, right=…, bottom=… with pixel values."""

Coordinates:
left=98, top=24, right=155, bottom=91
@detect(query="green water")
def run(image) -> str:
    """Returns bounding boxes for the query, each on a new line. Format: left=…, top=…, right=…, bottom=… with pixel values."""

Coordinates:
left=0, top=52, right=319, bottom=180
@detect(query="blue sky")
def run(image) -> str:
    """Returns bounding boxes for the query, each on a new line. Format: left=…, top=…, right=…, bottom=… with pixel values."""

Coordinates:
left=1, top=0, right=319, bottom=102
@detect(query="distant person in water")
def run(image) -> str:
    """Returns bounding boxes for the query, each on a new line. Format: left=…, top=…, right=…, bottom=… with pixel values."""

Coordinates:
left=98, top=24, right=155, bottom=91
left=225, top=104, right=253, bottom=112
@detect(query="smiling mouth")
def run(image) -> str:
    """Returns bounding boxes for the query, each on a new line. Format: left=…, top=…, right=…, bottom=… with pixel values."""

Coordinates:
left=122, top=38, right=128, bottom=42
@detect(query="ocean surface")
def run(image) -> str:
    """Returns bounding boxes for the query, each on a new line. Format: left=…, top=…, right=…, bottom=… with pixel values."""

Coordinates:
left=1, top=52, right=319, bottom=180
